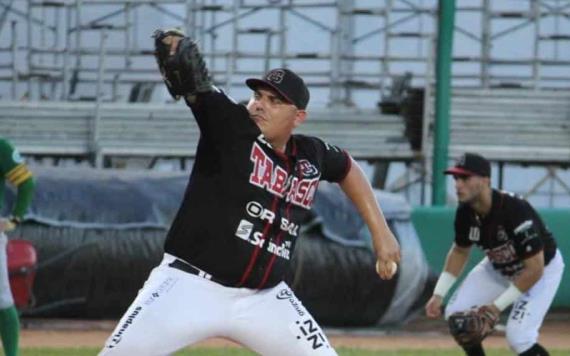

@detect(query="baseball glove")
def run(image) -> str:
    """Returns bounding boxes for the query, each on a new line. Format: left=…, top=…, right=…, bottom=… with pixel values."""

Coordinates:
left=448, top=305, right=499, bottom=347
left=153, top=28, right=213, bottom=100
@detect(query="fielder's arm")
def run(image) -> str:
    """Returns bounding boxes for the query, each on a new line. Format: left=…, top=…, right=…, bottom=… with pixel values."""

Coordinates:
left=425, top=243, right=471, bottom=318
left=512, top=251, right=544, bottom=292
left=443, top=243, right=471, bottom=277
left=485, top=251, right=544, bottom=314
left=338, top=158, right=400, bottom=279
left=11, top=170, right=35, bottom=220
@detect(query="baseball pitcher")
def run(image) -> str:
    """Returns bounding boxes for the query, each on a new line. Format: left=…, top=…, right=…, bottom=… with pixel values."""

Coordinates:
left=99, top=30, right=400, bottom=356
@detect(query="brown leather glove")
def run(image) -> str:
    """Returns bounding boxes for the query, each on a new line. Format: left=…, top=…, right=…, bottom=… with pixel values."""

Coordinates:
left=448, top=305, right=499, bottom=347
left=153, top=29, right=213, bottom=100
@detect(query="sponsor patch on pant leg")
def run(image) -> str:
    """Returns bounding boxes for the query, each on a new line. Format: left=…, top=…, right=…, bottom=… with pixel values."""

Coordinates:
left=288, top=317, right=333, bottom=354
left=105, top=305, right=144, bottom=349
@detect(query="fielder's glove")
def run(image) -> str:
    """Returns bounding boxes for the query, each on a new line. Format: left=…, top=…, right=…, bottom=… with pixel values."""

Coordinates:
left=153, top=28, right=213, bottom=100
left=448, top=305, right=499, bottom=347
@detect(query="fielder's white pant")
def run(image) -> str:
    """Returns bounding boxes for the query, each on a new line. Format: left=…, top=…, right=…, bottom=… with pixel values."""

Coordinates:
left=445, top=250, right=564, bottom=354
left=0, top=232, right=15, bottom=309
left=100, top=253, right=337, bottom=356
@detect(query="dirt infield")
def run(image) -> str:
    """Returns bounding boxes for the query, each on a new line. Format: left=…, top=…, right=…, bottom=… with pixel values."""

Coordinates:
left=20, top=313, right=570, bottom=350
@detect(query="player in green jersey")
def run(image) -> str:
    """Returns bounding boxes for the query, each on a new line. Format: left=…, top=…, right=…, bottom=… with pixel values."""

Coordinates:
left=0, top=137, right=34, bottom=356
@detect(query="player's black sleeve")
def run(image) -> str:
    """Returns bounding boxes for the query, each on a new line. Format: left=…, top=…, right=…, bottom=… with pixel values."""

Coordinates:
left=506, top=197, right=544, bottom=259
left=309, top=137, right=351, bottom=182
left=187, top=89, right=258, bottom=146
left=454, top=205, right=473, bottom=247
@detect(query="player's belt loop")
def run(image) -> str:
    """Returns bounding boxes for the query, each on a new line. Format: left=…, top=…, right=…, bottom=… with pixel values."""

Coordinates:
left=169, top=258, right=227, bottom=286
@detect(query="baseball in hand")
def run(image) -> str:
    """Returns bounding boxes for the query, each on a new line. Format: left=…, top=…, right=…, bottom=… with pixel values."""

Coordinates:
left=376, top=260, right=398, bottom=278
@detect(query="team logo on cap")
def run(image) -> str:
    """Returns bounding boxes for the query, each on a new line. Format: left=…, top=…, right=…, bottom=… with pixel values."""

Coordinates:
left=266, top=69, right=285, bottom=84
left=457, top=155, right=466, bottom=167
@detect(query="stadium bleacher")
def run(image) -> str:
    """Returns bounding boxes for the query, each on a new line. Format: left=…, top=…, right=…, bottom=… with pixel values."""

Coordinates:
left=427, top=89, right=570, bottom=164
left=0, top=101, right=415, bottom=166
left=3, top=88, right=569, bottom=167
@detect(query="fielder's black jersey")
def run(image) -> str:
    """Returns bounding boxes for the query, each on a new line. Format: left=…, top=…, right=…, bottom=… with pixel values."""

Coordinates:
left=164, top=89, right=351, bottom=289
left=454, top=189, right=557, bottom=277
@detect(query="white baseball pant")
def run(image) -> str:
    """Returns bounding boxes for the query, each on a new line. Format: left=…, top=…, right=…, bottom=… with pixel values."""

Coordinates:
left=100, top=253, right=337, bottom=356
left=445, top=250, right=564, bottom=354
left=0, top=232, right=15, bottom=309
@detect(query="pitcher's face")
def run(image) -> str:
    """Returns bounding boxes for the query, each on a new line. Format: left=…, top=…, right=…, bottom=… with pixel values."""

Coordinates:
left=247, top=88, right=305, bottom=147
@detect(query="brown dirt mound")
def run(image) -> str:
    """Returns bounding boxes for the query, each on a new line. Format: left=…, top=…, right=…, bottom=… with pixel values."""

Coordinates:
left=20, top=313, right=570, bottom=350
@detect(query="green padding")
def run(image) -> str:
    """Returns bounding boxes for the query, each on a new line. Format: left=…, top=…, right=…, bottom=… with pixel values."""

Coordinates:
left=411, top=207, right=569, bottom=307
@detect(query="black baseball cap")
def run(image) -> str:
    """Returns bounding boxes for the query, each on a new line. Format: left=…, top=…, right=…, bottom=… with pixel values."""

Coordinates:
left=444, top=153, right=491, bottom=177
left=246, top=68, right=310, bottom=109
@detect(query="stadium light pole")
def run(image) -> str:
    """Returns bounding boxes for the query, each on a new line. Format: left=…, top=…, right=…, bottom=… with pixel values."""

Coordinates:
left=432, top=0, right=455, bottom=206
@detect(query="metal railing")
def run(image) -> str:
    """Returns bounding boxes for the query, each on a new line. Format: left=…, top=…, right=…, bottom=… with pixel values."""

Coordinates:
left=1, top=1, right=569, bottom=106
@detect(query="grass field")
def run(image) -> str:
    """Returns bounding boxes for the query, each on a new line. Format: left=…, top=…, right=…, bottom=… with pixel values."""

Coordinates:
left=19, top=348, right=570, bottom=356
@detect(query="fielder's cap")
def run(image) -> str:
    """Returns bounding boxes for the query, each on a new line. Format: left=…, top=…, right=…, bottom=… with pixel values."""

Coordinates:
left=246, top=68, right=310, bottom=109
left=444, top=152, right=491, bottom=177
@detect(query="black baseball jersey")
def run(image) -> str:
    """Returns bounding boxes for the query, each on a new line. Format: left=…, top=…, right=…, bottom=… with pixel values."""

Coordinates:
left=454, top=189, right=557, bottom=277
left=164, top=89, right=351, bottom=289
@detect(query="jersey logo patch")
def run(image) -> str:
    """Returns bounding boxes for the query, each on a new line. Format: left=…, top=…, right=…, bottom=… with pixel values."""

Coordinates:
left=235, top=219, right=254, bottom=241
left=468, top=226, right=480, bottom=242
left=324, top=142, right=341, bottom=153
left=514, top=220, right=533, bottom=234
left=497, top=225, right=508, bottom=242
left=486, top=240, right=517, bottom=264
left=249, top=142, right=320, bottom=209
left=234, top=219, right=292, bottom=259
left=514, top=220, right=538, bottom=246
left=245, top=201, right=299, bottom=236
left=297, top=159, right=319, bottom=178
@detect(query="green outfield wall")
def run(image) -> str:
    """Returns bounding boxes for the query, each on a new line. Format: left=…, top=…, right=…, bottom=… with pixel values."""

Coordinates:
left=411, top=207, right=569, bottom=307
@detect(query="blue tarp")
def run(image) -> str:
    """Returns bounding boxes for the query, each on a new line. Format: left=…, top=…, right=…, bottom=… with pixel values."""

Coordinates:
left=4, top=167, right=434, bottom=325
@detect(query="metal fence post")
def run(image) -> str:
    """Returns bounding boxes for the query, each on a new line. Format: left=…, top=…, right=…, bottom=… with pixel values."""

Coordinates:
left=92, top=27, right=108, bottom=168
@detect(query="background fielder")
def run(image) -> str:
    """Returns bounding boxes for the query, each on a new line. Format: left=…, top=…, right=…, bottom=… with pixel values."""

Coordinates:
left=100, top=31, right=400, bottom=356
left=0, top=137, right=35, bottom=356
left=425, top=153, right=564, bottom=356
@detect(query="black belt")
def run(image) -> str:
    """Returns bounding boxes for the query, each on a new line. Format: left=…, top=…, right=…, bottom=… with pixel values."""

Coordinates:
left=168, top=259, right=233, bottom=287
